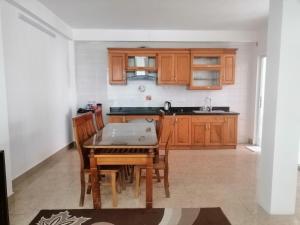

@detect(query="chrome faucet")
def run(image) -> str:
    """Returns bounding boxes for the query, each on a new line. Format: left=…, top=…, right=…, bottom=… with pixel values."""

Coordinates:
left=204, top=97, right=212, bottom=111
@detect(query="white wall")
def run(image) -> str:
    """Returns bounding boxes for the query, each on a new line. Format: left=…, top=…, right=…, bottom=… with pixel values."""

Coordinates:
left=75, top=41, right=258, bottom=144
left=6, top=0, right=72, bottom=39
left=1, top=1, right=76, bottom=179
left=73, top=29, right=258, bottom=43
left=0, top=0, right=13, bottom=195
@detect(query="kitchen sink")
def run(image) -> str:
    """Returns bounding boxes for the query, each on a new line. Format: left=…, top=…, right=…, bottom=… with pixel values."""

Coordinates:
left=193, top=110, right=226, bottom=114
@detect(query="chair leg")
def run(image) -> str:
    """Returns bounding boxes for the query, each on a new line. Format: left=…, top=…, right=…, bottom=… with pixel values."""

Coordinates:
left=116, top=173, right=122, bottom=193
left=163, top=168, right=170, bottom=198
left=155, top=169, right=161, bottom=182
left=111, top=172, right=117, bottom=207
left=124, top=166, right=129, bottom=180
left=79, top=170, right=85, bottom=206
left=86, top=175, right=92, bottom=194
left=121, top=168, right=126, bottom=190
left=134, top=166, right=141, bottom=198
left=129, top=166, right=134, bottom=183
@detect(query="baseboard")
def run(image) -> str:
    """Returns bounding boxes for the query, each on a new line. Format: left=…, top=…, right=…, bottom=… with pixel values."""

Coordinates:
left=11, top=142, right=75, bottom=188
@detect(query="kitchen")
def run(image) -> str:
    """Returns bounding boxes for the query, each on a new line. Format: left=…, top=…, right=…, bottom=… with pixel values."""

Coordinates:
left=3, top=0, right=300, bottom=224
left=76, top=43, right=256, bottom=147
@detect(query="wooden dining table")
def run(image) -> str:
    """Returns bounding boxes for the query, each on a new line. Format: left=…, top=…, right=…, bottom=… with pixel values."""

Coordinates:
left=83, top=122, right=158, bottom=209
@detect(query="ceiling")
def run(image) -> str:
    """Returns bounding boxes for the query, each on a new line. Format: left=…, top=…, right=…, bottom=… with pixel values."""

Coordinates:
left=38, top=0, right=269, bottom=30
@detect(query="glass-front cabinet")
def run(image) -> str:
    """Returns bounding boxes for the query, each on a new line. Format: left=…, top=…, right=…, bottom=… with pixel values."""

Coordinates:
left=190, top=68, right=222, bottom=90
left=190, top=53, right=222, bottom=90
left=127, top=55, right=156, bottom=69
left=192, top=56, right=221, bottom=67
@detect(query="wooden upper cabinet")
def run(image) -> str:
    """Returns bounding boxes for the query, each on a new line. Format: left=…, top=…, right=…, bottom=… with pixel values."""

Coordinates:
left=222, top=54, right=235, bottom=85
left=174, top=116, right=191, bottom=145
left=158, top=54, right=175, bottom=84
left=175, top=54, right=190, bottom=84
left=189, top=49, right=237, bottom=89
left=158, top=52, right=190, bottom=85
left=108, top=48, right=236, bottom=87
left=109, top=53, right=126, bottom=84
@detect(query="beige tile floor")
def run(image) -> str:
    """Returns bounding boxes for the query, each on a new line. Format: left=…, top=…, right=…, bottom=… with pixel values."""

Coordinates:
left=8, top=145, right=300, bottom=225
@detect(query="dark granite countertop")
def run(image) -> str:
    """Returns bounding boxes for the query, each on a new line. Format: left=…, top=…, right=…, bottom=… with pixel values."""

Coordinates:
left=107, top=107, right=239, bottom=116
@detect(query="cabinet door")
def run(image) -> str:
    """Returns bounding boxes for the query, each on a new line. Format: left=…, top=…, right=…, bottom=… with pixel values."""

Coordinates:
left=174, top=116, right=191, bottom=145
left=109, top=116, right=125, bottom=123
left=189, top=68, right=222, bottom=90
left=158, top=54, right=175, bottom=84
left=222, top=55, right=235, bottom=84
left=109, top=53, right=126, bottom=84
left=224, top=116, right=237, bottom=145
left=160, top=116, right=174, bottom=146
left=175, top=53, right=190, bottom=85
left=191, top=123, right=207, bottom=146
left=207, top=122, right=225, bottom=146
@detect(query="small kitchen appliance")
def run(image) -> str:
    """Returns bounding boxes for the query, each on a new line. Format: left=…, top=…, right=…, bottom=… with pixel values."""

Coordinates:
left=163, top=101, right=171, bottom=111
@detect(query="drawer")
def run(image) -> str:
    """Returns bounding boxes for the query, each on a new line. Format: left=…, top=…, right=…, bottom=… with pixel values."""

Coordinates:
left=191, top=116, right=225, bottom=123
left=109, top=115, right=160, bottom=123
left=125, top=115, right=160, bottom=122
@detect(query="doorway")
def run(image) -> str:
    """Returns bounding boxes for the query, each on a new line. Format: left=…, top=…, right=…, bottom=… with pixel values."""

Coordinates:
left=254, top=56, right=267, bottom=148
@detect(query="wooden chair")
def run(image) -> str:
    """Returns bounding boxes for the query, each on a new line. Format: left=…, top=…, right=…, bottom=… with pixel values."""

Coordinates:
left=154, top=112, right=165, bottom=182
left=134, top=113, right=175, bottom=198
left=72, top=112, right=121, bottom=207
left=95, top=108, right=105, bottom=130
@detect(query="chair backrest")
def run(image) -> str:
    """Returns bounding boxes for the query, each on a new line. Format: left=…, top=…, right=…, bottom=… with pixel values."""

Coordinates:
left=164, top=113, right=176, bottom=162
left=157, top=111, right=165, bottom=142
left=95, top=108, right=105, bottom=130
left=72, top=112, right=96, bottom=170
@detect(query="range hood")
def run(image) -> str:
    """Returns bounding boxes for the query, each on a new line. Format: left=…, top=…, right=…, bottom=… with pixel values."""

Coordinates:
left=127, top=71, right=157, bottom=81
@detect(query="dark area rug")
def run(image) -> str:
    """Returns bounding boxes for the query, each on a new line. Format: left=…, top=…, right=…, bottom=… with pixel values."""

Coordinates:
left=29, top=208, right=231, bottom=225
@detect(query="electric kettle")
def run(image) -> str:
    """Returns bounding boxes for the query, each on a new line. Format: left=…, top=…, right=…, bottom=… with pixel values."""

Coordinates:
left=163, top=101, right=171, bottom=111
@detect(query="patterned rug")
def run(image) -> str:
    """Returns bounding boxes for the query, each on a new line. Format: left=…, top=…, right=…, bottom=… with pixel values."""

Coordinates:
left=29, top=208, right=231, bottom=225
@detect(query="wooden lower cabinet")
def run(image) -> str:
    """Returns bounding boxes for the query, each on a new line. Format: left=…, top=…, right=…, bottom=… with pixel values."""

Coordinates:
left=174, top=116, right=191, bottom=145
left=224, top=116, right=238, bottom=145
left=109, top=115, right=126, bottom=123
left=109, top=114, right=237, bottom=149
left=206, top=122, right=225, bottom=146
left=190, top=115, right=237, bottom=148
left=191, top=122, right=207, bottom=146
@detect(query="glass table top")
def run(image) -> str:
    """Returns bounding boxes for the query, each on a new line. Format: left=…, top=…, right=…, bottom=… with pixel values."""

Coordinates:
left=83, top=123, right=158, bottom=148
